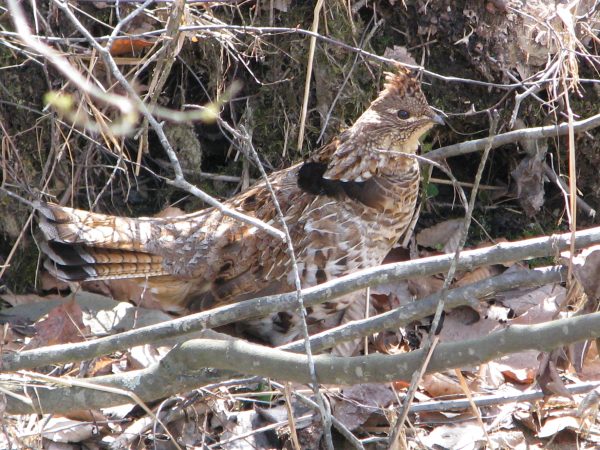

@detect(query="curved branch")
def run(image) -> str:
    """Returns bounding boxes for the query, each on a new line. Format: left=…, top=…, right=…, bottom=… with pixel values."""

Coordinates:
left=5, top=311, right=600, bottom=414
left=3, top=227, right=600, bottom=371
left=282, top=265, right=566, bottom=353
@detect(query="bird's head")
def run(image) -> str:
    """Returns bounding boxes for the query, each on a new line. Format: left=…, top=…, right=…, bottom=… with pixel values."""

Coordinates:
left=357, top=65, right=443, bottom=154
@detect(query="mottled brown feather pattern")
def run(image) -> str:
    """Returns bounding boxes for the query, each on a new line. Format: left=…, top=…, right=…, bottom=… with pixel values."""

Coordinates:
left=38, top=65, right=442, bottom=345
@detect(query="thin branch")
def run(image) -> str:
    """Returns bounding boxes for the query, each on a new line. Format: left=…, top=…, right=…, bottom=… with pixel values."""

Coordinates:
left=0, top=26, right=517, bottom=89
left=281, top=265, right=566, bottom=354
left=544, top=163, right=596, bottom=218
left=410, top=381, right=600, bottom=413
left=5, top=311, right=600, bottom=414
left=426, top=111, right=600, bottom=161
left=7, top=0, right=286, bottom=242
left=227, top=115, right=333, bottom=449
left=269, top=380, right=365, bottom=450
left=297, top=0, right=324, bottom=150
left=392, top=111, right=499, bottom=439
left=3, top=227, right=600, bottom=372
left=136, top=0, right=186, bottom=175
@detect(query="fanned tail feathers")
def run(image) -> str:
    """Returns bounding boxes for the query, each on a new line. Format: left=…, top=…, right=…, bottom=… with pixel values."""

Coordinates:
left=37, top=202, right=169, bottom=281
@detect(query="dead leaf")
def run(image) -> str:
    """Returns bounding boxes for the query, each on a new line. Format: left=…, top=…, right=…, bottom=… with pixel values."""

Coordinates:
left=439, top=307, right=494, bottom=343
left=440, top=284, right=566, bottom=378
left=41, top=417, right=96, bottom=443
left=421, top=421, right=485, bottom=450
left=537, top=349, right=573, bottom=398
left=30, top=299, right=89, bottom=347
left=408, top=274, right=445, bottom=299
left=109, top=38, right=154, bottom=56
left=372, top=280, right=412, bottom=308
left=416, top=219, right=463, bottom=253
left=577, top=387, right=600, bottom=419
left=421, top=373, right=464, bottom=398
left=579, top=342, right=600, bottom=380
left=479, top=362, right=506, bottom=389
left=332, top=384, right=396, bottom=431
left=128, top=344, right=167, bottom=370
left=501, top=367, right=536, bottom=385
left=63, top=409, right=106, bottom=423
left=392, top=379, right=410, bottom=390
left=217, top=408, right=287, bottom=449
left=511, top=150, right=546, bottom=217
left=571, top=245, right=600, bottom=302
left=87, top=357, right=115, bottom=377
left=487, top=430, right=527, bottom=449
left=537, top=415, right=580, bottom=438
left=383, top=45, right=418, bottom=66
left=499, top=284, right=565, bottom=320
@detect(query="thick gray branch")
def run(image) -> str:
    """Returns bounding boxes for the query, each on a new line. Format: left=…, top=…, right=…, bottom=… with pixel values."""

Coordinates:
left=4, top=311, right=600, bottom=414
left=3, top=227, right=600, bottom=371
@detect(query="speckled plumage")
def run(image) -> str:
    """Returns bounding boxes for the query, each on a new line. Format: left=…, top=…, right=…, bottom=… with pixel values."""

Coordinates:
left=38, top=66, right=442, bottom=345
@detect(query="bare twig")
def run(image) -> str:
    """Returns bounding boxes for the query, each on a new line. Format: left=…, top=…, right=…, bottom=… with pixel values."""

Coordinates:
left=137, top=0, right=186, bottom=175
left=563, top=77, right=578, bottom=282
left=227, top=114, right=333, bottom=449
left=544, top=163, right=596, bottom=218
left=6, top=0, right=286, bottom=242
left=297, top=0, right=324, bottom=151
left=269, top=380, right=365, bottom=450
left=427, top=111, right=600, bottom=161
left=410, top=381, right=600, bottom=413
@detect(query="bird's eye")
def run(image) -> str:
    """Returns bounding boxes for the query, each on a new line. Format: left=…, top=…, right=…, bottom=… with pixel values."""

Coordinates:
left=397, top=110, right=410, bottom=119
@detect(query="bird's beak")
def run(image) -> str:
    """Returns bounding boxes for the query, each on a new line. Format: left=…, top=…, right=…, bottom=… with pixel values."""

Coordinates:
left=430, top=113, right=445, bottom=126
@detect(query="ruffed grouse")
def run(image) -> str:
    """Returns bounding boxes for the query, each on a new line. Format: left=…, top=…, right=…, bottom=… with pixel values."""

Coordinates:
left=38, top=66, right=442, bottom=345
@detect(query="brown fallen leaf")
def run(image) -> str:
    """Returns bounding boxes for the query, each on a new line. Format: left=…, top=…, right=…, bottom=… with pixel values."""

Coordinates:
left=421, top=421, right=485, bottom=449
left=332, top=383, right=396, bottom=431
left=421, top=373, right=465, bottom=398
left=41, top=417, right=97, bottom=444
left=537, top=349, right=573, bottom=398
left=500, top=284, right=564, bottom=320
left=501, top=367, right=536, bottom=385
left=109, top=38, right=154, bottom=56
left=570, top=245, right=600, bottom=303
left=416, top=219, right=463, bottom=253
left=408, top=274, right=445, bottom=299
left=29, top=298, right=90, bottom=348
left=537, top=415, right=580, bottom=439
